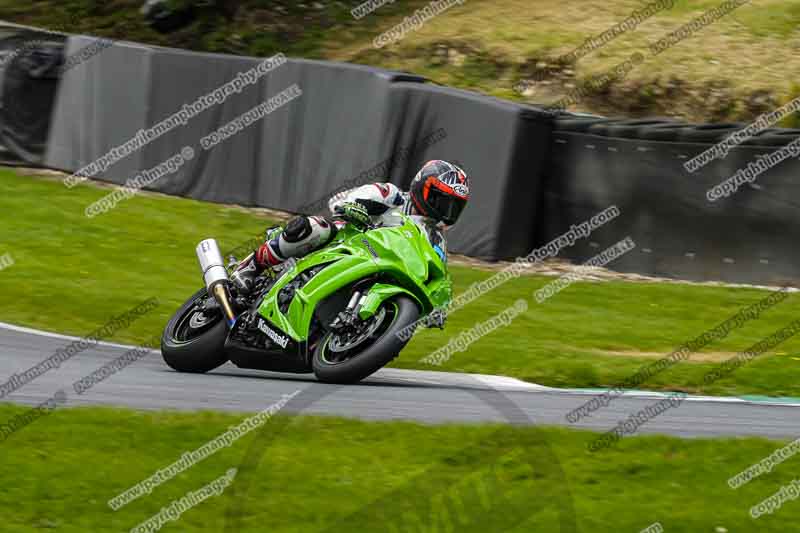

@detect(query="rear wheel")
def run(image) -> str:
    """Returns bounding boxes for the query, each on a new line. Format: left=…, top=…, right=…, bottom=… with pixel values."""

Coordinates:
left=161, top=288, right=228, bottom=373
left=312, top=296, right=419, bottom=384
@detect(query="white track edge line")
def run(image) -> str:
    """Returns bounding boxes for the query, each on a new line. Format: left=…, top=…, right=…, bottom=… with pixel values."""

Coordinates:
left=0, top=321, right=158, bottom=353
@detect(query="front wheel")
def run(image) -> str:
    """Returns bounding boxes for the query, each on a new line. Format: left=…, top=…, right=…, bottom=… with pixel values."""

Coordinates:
left=312, top=296, right=420, bottom=384
left=161, top=288, right=228, bottom=373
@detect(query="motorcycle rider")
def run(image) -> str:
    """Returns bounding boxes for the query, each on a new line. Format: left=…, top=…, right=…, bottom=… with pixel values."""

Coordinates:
left=231, top=160, right=470, bottom=293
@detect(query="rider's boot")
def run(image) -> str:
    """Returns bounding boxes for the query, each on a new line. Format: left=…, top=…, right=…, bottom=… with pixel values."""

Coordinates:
left=230, top=228, right=285, bottom=293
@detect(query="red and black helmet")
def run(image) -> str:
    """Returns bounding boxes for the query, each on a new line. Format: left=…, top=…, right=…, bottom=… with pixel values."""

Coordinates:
left=409, top=160, right=470, bottom=226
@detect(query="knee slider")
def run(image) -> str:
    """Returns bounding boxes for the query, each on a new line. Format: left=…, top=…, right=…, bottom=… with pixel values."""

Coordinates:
left=277, top=216, right=336, bottom=258
left=283, top=216, right=313, bottom=243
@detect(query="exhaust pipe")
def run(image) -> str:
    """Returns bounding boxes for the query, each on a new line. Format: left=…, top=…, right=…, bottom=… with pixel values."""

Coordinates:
left=196, top=239, right=237, bottom=328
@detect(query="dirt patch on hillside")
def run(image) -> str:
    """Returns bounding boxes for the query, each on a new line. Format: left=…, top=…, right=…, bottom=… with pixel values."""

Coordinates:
left=588, top=349, right=741, bottom=363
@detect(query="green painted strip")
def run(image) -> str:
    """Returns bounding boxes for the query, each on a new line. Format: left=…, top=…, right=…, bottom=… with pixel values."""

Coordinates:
left=557, top=387, right=800, bottom=405
left=739, top=395, right=800, bottom=405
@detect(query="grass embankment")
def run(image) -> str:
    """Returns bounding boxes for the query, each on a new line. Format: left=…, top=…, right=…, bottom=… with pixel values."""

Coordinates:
left=1, top=403, right=799, bottom=532
left=1, top=0, right=799, bottom=122
left=1, top=168, right=799, bottom=397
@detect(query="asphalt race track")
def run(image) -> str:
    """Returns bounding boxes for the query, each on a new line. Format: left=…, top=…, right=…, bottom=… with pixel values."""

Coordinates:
left=2, top=321, right=799, bottom=440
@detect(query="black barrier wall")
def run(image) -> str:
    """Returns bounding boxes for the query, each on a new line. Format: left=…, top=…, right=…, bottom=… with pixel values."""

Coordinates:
left=542, top=118, right=800, bottom=285
left=385, top=83, right=552, bottom=259
left=0, top=28, right=65, bottom=164
left=44, top=36, right=553, bottom=261
left=46, top=37, right=425, bottom=211
left=13, top=30, right=800, bottom=282
left=46, top=37, right=150, bottom=181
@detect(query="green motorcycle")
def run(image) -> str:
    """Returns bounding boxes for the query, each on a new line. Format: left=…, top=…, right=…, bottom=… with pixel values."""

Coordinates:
left=161, top=212, right=452, bottom=383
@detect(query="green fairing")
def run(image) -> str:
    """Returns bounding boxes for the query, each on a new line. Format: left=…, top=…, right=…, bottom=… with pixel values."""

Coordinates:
left=357, top=284, right=418, bottom=320
left=257, top=213, right=452, bottom=340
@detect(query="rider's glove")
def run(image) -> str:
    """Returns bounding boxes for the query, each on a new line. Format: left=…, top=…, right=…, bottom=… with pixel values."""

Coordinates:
left=334, top=201, right=371, bottom=228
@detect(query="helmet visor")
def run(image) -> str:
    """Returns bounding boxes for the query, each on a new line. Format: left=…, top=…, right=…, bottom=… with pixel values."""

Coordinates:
left=426, top=181, right=468, bottom=225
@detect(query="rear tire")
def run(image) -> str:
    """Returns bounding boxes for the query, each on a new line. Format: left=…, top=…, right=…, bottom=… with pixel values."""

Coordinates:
left=161, top=288, right=228, bottom=373
left=312, top=296, right=419, bottom=384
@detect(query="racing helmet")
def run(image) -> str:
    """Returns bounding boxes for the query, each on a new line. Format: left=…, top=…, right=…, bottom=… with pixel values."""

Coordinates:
left=409, top=160, right=470, bottom=226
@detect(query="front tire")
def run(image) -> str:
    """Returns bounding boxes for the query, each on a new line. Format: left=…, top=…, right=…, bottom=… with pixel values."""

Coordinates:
left=312, top=296, right=420, bottom=384
left=162, top=288, right=228, bottom=373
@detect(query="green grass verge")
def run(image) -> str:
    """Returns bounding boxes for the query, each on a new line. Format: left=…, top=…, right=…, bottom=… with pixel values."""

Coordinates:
left=1, top=168, right=800, bottom=397
left=0, top=403, right=798, bottom=532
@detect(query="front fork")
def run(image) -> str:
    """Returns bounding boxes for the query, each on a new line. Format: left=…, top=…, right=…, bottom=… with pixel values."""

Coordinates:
left=329, top=290, right=369, bottom=332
